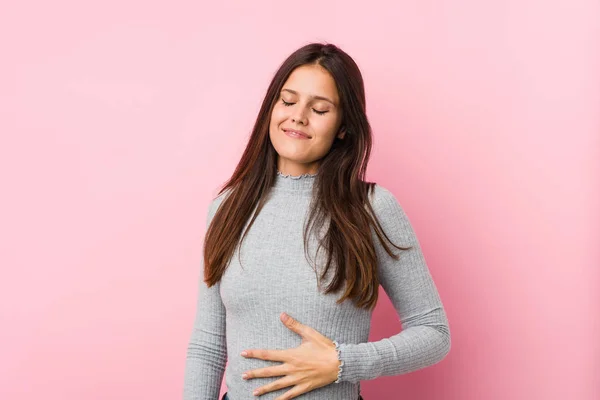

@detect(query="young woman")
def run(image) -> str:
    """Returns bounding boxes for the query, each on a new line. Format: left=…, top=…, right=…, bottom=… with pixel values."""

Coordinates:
left=183, top=42, right=451, bottom=400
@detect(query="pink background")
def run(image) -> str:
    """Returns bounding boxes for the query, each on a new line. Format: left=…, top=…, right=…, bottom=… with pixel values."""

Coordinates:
left=2, top=1, right=598, bottom=399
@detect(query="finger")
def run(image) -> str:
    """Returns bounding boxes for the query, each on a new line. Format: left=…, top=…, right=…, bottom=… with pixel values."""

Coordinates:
left=252, top=375, right=296, bottom=397
left=243, top=364, right=289, bottom=380
left=241, top=348, right=288, bottom=362
left=274, top=383, right=311, bottom=400
left=280, top=313, right=311, bottom=338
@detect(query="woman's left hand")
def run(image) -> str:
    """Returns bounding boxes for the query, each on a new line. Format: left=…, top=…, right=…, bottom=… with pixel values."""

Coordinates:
left=241, top=312, right=341, bottom=399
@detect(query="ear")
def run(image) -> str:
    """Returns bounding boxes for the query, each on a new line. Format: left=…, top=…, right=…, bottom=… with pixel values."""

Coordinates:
left=337, top=126, right=347, bottom=140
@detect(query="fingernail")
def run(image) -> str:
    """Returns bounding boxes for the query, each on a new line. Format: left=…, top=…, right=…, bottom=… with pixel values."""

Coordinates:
left=242, top=373, right=248, bottom=379
left=241, top=351, right=248, bottom=356
left=253, top=390, right=259, bottom=395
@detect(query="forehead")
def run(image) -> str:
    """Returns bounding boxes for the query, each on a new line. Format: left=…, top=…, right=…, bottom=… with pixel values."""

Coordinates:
left=282, top=64, right=339, bottom=104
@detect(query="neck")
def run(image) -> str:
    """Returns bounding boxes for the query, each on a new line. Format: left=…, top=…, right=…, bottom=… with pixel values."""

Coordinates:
left=272, top=169, right=317, bottom=193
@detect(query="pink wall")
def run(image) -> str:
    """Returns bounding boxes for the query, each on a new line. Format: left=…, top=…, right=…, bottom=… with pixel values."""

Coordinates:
left=2, top=1, right=598, bottom=399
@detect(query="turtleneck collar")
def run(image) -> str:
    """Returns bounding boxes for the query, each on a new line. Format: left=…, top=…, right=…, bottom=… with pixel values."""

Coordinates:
left=272, top=170, right=317, bottom=193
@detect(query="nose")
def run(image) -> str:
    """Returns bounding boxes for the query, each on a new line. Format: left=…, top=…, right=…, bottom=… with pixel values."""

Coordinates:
left=291, top=109, right=308, bottom=125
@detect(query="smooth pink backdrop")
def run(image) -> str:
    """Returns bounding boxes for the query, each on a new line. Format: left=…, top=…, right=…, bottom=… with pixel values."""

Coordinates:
left=2, top=1, right=598, bottom=399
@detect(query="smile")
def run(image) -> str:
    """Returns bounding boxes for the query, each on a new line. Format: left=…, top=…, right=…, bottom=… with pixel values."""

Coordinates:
left=283, top=129, right=311, bottom=139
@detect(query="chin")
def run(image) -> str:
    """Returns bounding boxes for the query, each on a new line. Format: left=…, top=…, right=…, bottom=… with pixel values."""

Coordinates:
left=276, top=149, right=307, bottom=162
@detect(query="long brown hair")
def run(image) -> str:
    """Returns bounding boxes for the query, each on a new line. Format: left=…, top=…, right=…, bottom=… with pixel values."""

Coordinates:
left=203, top=42, right=411, bottom=311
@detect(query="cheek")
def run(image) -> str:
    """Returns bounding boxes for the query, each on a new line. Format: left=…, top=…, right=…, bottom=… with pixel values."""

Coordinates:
left=270, top=106, right=288, bottom=125
left=269, top=108, right=286, bottom=140
left=313, top=117, right=339, bottom=138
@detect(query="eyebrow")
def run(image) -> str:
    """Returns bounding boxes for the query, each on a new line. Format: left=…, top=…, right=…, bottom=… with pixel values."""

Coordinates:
left=281, top=89, right=337, bottom=107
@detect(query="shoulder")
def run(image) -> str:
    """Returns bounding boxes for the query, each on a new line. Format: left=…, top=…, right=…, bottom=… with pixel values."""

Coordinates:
left=206, top=187, right=233, bottom=225
left=368, top=183, right=403, bottom=215
left=209, top=187, right=232, bottom=211
left=367, top=183, right=415, bottom=236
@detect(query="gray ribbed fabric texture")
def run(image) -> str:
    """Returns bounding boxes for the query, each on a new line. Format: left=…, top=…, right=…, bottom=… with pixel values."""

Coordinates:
left=183, top=171, right=450, bottom=400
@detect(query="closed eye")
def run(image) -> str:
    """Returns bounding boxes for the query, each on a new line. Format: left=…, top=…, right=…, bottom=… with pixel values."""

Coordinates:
left=281, top=99, right=329, bottom=115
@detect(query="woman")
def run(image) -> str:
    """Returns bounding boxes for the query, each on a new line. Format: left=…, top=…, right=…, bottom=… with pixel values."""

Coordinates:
left=183, top=42, right=451, bottom=400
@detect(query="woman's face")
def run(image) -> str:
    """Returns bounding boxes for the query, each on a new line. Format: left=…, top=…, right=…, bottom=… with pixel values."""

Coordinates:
left=269, top=64, right=345, bottom=175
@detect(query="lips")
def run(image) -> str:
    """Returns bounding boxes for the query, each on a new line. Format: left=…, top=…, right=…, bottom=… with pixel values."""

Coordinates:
left=283, top=128, right=311, bottom=138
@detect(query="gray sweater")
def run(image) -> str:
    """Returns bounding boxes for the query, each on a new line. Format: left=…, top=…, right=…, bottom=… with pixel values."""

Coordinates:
left=183, top=171, right=451, bottom=400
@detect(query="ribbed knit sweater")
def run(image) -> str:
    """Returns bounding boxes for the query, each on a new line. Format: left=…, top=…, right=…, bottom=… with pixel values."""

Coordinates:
left=183, top=171, right=451, bottom=400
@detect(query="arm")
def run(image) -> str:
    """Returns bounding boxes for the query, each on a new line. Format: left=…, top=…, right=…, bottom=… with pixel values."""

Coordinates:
left=183, top=194, right=228, bottom=399
left=336, top=185, right=451, bottom=383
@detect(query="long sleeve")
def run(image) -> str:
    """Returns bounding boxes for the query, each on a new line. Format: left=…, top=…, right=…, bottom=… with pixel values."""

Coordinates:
left=336, top=185, right=451, bottom=383
left=183, top=195, right=228, bottom=399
